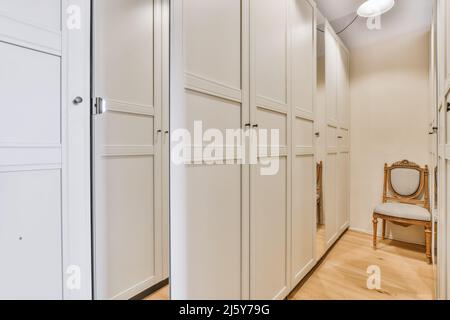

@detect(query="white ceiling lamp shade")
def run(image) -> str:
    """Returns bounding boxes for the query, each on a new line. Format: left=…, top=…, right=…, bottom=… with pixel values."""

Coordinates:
left=357, top=0, right=395, bottom=18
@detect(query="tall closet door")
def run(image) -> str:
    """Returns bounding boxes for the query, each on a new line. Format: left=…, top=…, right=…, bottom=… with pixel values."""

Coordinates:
left=170, top=0, right=249, bottom=300
left=337, top=45, right=350, bottom=232
left=290, top=0, right=316, bottom=287
left=0, top=1, right=64, bottom=299
left=92, top=0, right=164, bottom=300
left=250, top=0, right=291, bottom=300
left=436, top=0, right=448, bottom=299
left=0, top=0, right=91, bottom=299
left=250, top=0, right=291, bottom=299
left=324, top=27, right=338, bottom=247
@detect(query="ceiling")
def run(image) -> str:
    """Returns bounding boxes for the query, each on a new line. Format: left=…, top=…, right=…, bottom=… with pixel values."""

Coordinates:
left=315, top=0, right=433, bottom=48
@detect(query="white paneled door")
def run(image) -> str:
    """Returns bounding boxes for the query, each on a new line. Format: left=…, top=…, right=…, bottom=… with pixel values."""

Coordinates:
left=337, top=45, right=350, bottom=233
left=250, top=0, right=291, bottom=300
left=324, top=25, right=339, bottom=247
left=92, top=0, right=168, bottom=300
left=290, top=0, right=316, bottom=288
left=323, top=22, right=350, bottom=250
left=0, top=0, right=91, bottom=299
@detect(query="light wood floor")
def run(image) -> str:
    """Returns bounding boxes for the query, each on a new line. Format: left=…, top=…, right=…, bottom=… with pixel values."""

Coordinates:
left=145, top=230, right=435, bottom=300
left=145, top=285, right=169, bottom=300
left=290, top=230, right=435, bottom=300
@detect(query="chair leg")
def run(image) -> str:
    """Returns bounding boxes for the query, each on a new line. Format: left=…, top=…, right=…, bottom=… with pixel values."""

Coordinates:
left=425, top=225, right=432, bottom=264
left=382, top=219, right=387, bottom=240
left=373, top=217, right=378, bottom=249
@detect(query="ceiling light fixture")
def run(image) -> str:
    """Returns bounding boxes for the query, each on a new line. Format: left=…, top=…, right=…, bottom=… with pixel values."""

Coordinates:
left=357, top=0, right=395, bottom=18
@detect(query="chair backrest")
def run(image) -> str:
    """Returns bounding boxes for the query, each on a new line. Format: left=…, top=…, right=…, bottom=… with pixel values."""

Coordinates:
left=383, top=160, right=430, bottom=211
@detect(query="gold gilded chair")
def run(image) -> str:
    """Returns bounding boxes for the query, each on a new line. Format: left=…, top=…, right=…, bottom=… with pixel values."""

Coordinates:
left=372, top=160, right=432, bottom=263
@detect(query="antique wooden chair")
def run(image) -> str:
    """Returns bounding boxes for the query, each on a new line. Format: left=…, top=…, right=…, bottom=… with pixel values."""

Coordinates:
left=372, top=160, right=432, bottom=263
left=317, top=161, right=323, bottom=225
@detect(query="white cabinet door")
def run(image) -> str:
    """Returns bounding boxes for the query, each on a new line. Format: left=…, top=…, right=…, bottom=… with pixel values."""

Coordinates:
left=161, top=0, right=170, bottom=281
left=443, top=91, right=450, bottom=298
left=337, top=46, right=351, bottom=232
left=92, top=0, right=164, bottom=300
left=170, top=0, right=249, bottom=300
left=0, top=0, right=91, bottom=300
left=250, top=0, right=290, bottom=300
left=290, top=0, right=316, bottom=287
left=324, top=26, right=339, bottom=247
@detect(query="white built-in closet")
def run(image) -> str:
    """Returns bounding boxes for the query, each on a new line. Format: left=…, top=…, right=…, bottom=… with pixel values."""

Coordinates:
left=171, top=0, right=350, bottom=300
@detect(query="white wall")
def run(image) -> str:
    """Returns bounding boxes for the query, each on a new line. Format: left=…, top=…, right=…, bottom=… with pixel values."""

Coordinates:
left=350, top=30, right=431, bottom=245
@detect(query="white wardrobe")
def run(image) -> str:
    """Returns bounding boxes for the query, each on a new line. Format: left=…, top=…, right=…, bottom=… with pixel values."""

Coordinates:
left=171, top=0, right=351, bottom=300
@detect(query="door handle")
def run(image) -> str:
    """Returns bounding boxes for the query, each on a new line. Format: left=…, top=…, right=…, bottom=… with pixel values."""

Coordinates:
left=252, top=124, right=259, bottom=128
left=315, top=132, right=320, bottom=137
left=94, top=97, right=107, bottom=115
left=447, top=103, right=450, bottom=112
left=73, top=96, right=83, bottom=105
left=337, top=136, right=343, bottom=139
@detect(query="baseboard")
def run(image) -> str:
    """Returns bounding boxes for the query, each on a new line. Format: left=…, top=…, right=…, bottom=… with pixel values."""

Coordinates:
left=131, top=278, right=169, bottom=301
left=349, top=227, right=425, bottom=246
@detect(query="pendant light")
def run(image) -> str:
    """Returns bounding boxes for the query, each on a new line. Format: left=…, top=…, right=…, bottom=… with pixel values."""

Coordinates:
left=357, top=0, right=395, bottom=18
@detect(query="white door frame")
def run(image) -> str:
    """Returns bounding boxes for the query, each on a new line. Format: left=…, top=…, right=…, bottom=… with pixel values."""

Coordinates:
left=62, top=0, right=92, bottom=299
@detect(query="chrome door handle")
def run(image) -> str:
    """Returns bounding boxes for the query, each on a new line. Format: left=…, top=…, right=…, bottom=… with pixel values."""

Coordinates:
left=94, top=97, right=107, bottom=115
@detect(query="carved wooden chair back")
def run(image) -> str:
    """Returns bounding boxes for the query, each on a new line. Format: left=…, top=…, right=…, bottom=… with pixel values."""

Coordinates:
left=383, top=160, right=430, bottom=212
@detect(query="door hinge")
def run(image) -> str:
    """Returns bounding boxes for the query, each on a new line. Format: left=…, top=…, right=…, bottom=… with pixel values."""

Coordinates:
left=92, top=97, right=107, bottom=115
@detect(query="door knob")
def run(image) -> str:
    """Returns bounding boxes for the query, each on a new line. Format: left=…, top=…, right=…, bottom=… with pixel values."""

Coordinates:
left=73, top=96, right=83, bottom=105
left=315, top=132, right=320, bottom=137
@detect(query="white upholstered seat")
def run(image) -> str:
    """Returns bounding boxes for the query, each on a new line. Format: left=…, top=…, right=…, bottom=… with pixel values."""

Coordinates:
left=374, top=202, right=431, bottom=222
